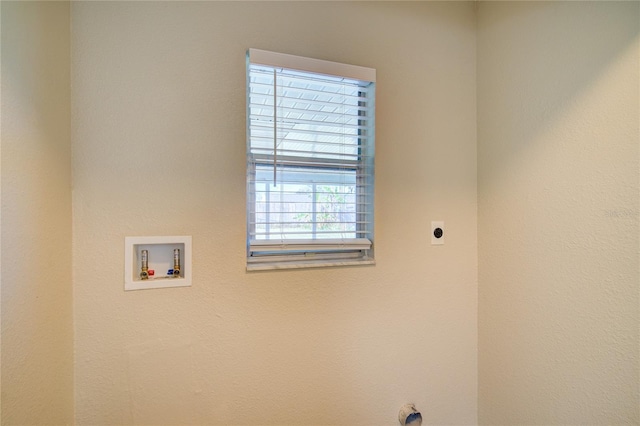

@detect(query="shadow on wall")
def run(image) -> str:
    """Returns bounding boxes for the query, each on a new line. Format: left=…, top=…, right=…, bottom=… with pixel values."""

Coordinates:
left=478, top=1, right=639, bottom=424
left=478, top=1, right=639, bottom=165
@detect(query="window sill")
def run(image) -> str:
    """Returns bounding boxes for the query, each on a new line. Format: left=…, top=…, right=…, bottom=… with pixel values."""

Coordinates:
left=246, top=258, right=375, bottom=272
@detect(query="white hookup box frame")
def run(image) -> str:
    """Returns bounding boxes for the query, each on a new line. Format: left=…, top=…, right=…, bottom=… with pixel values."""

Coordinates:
left=124, top=236, right=192, bottom=291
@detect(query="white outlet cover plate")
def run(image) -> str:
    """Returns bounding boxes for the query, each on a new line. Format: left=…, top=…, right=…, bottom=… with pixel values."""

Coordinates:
left=431, top=221, right=444, bottom=245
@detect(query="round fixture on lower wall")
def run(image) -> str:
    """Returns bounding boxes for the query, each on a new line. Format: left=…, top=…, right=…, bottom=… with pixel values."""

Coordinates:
left=398, top=403, right=422, bottom=426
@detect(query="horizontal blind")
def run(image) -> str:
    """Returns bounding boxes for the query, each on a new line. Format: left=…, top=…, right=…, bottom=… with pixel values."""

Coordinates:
left=247, top=49, right=375, bottom=268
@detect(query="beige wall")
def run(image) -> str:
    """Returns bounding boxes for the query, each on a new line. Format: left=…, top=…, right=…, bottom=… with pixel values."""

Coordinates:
left=6, top=2, right=635, bottom=425
left=71, top=2, right=478, bottom=425
left=478, top=2, right=639, bottom=425
left=0, top=1, right=74, bottom=424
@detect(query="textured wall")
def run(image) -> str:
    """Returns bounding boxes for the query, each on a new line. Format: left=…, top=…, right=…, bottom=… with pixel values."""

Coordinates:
left=0, top=1, right=74, bottom=424
left=72, top=2, right=477, bottom=425
left=478, top=2, right=639, bottom=424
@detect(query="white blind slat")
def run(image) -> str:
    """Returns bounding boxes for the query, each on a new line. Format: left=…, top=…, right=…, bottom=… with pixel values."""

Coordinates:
left=250, top=238, right=371, bottom=252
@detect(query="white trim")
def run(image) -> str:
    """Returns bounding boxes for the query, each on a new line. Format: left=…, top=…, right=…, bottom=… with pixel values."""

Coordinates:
left=248, top=48, right=376, bottom=83
left=247, top=258, right=375, bottom=271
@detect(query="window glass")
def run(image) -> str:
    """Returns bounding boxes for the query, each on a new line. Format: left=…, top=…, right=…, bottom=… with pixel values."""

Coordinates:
left=246, top=49, right=375, bottom=270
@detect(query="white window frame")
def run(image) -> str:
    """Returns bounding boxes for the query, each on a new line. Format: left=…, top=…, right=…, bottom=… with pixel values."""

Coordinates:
left=246, top=49, right=375, bottom=271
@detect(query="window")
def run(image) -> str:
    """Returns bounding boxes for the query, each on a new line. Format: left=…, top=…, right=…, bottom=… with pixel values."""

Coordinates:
left=246, top=49, right=375, bottom=270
